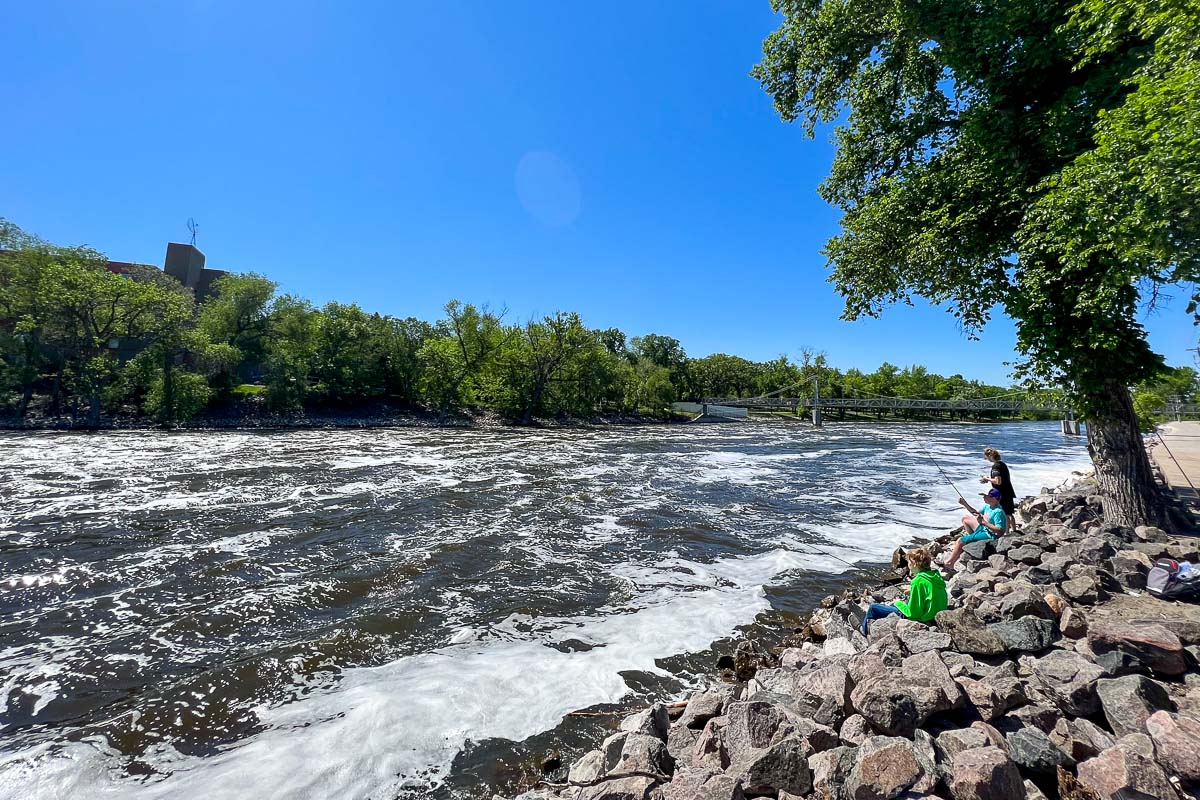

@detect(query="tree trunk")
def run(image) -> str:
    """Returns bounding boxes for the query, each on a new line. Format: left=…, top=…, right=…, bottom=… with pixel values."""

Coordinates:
left=87, top=391, right=102, bottom=429
left=51, top=365, right=64, bottom=415
left=17, top=385, right=34, bottom=419
left=162, top=353, right=175, bottom=427
left=521, top=381, right=545, bottom=425
left=1085, top=380, right=1168, bottom=528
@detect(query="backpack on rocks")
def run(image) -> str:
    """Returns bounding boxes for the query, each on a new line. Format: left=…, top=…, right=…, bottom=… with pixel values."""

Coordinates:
left=1146, top=558, right=1200, bottom=601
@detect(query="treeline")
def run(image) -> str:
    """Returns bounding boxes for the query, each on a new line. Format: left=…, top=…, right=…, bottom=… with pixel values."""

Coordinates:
left=1, top=220, right=1165, bottom=427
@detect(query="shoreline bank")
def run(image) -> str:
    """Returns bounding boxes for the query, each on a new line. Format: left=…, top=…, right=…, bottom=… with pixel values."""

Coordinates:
left=0, top=409, right=1065, bottom=433
left=507, top=469, right=1200, bottom=800
left=0, top=405, right=691, bottom=432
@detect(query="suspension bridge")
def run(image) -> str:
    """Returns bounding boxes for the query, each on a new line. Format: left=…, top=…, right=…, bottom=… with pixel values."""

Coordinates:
left=697, top=379, right=1077, bottom=430
left=706, top=395, right=1068, bottom=413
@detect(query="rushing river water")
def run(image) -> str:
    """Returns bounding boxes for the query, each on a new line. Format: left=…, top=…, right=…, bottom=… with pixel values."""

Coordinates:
left=0, top=421, right=1089, bottom=799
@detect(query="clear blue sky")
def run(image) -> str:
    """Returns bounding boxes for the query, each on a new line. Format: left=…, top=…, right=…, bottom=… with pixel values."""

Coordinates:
left=2, top=2, right=1194, bottom=384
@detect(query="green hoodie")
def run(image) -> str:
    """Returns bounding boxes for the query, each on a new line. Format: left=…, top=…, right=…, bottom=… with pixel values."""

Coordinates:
left=895, top=570, right=948, bottom=623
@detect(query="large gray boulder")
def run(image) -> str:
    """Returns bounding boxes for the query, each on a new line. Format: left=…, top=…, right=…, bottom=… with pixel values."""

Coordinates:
left=728, top=736, right=811, bottom=797
left=998, top=585, right=1054, bottom=621
left=1059, top=576, right=1103, bottom=605
left=1002, top=703, right=1061, bottom=734
left=575, top=776, right=660, bottom=800
left=1077, top=536, right=1118, bottom=565
left=947, top=746, right=1024, bottom=800
left=1107, top=555, right=1149, bottom=590
left=808, top=746, right=856, bottom=800
left=988, top=617, right=1055, bottom=653
left=845, top=736, right=932, bottom=800
left=621, top=702, right=670, bottom=741
left=1049, top=717, right=1116, bottom=762
left=1007, top=544, right=1042, bottom=565
left=896, top=624, right=952, bottom=655
left=1087, top=621, right=1187, bottom=676
left=748, top=665, right=852, bottom=728
left=954, top=677, right=1007, bottom=722
left=610, top=733, right=674, bottom=780
left=570, top=750, right=608, bottom=785
left=1145, top=710, right=1200, bottom=782
left=666, top=725, right=700, bottom=767
left=718, top=701, right=791, bottom=764
left=1004, top=726, right=1073, bottom=774
left=1060, top=606, right=1088, bottom=639
left=935, top=608, right=1006, bottom=656
left=1095, top=675, right=1174, bottom=738
left=570, top=731, right=674, bottom=784
left=1038, top=553, right=1073, bottom=582
left=661, top=768, right=744, bottom=800
left=1029, top=649, right=1105, bottom=716
left=850, top=650, right=963, bottom=737
left=839, top=713, right=871, bottom=747
left=1076, top=734, right=1178, bottom=800
left=934, top=726, right=991, bottom=777
left=962, top=539, right=995, bottom=561
left=677, top=686, right=733, bottom=730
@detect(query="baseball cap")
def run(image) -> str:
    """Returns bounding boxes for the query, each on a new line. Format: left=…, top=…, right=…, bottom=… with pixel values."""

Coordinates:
left=981, top=488, right=1002, bottom=498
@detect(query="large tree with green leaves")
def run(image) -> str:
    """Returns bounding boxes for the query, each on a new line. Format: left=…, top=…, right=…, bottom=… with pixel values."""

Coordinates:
left=754, top=0, right=1199, bottom=525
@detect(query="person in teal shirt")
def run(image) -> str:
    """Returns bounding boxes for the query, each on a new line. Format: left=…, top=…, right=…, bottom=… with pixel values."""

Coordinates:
left=943, top=489, right=1007, bottom=570
left=859, top=548, right=947, bottom=634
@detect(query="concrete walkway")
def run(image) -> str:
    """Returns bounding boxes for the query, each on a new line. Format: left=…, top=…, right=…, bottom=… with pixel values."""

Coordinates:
left=1151, top=421, right=1200, bottom=505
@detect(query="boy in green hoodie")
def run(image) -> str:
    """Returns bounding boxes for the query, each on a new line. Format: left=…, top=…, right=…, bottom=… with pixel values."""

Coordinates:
left=859, top=548, right=948, bottom=635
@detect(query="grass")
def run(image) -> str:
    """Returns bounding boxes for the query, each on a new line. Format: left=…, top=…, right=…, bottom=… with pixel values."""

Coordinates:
left=232, top=384, right=267, bottom=398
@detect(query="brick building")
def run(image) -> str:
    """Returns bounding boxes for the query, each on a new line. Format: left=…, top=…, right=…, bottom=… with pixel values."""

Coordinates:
left=105, top=242, right=227, bottom=301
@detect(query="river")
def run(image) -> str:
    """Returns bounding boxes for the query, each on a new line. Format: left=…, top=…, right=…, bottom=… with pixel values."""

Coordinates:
left=0, top=420, right=1089, bottom=799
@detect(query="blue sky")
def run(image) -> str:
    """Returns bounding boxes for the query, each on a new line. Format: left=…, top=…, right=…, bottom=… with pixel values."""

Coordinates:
left=2, top=1, right=1194, bottom=384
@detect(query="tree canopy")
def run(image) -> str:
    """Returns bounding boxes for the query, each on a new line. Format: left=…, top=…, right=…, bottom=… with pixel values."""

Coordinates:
left=753, top=0, right=1199, bottom=524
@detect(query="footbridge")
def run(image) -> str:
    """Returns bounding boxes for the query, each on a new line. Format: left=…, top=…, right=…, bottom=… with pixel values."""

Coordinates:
left=704, top=386, right=1075, bottom=430
left=708, top=396, right=1067, bottom=414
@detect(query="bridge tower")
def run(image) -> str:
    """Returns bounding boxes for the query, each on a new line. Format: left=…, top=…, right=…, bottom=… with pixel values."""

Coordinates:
left=810, top=375, right=823, bottom=427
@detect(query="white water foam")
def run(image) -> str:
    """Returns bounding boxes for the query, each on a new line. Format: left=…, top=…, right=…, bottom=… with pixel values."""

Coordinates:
left=0, top=546, right=831, bottom=799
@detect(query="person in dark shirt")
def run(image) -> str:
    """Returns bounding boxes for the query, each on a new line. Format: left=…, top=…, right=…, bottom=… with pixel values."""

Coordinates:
left=980, top=447, right=1016, bottom=534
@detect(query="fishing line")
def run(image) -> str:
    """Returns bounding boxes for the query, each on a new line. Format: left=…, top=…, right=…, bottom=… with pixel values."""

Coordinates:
left=794, top=543, right=861, bottom=570
left=915, top=440, right=968, bottom=501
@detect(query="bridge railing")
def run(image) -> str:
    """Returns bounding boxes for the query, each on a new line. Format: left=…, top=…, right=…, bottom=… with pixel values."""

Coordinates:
left=705, top=396, right=1065, bottom=413
left=1154, top=403, right=1200, bottom=418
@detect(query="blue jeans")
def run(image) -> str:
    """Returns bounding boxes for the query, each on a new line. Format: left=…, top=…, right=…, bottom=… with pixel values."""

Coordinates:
left=860, top=603, right=902, bottom=635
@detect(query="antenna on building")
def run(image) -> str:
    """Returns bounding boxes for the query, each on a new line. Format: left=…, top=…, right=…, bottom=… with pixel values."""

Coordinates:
left=187, top=218, right=199, bottom=247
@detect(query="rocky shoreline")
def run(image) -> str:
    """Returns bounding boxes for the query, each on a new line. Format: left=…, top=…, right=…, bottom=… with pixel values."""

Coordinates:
left=506, top=474, right=1200, bottom=800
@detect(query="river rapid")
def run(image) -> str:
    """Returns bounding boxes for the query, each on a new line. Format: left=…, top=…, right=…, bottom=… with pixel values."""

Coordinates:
left=0, top=421, right=1089, bottom=799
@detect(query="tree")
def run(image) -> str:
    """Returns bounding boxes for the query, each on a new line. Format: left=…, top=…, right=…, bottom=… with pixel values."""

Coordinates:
left=624, top=357, right=676, bottom=414
left=630, top=333, right=690, bottom=395
left=0, top=220, right=65, bottom=416
left=1133, top=366, right=1199, bottom=429
left=197, top=272, right=277, bottom=391
left=418, top=301, right=506, bottom=411
left=754, top=0, right=1199, bottom=525
left=309, top=302, right=389, bottom=402
left=491, top=312, right=608, bottom=423
left=39, top=256, right=193, bottom=426
left=262, top=295, right=321, bottom=410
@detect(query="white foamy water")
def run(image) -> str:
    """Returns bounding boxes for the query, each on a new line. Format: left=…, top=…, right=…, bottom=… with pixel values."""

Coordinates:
left=0, top=421, right=1090, bottom=799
